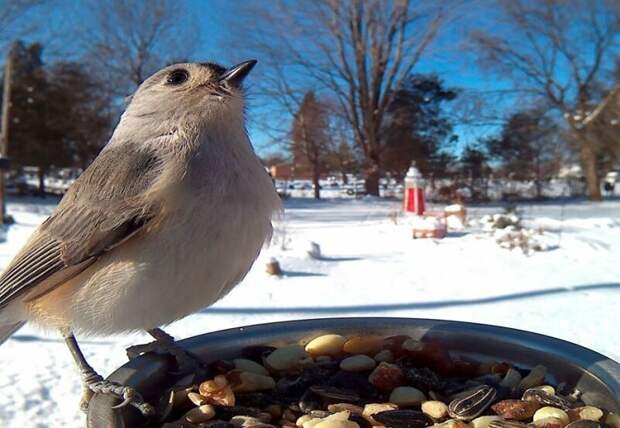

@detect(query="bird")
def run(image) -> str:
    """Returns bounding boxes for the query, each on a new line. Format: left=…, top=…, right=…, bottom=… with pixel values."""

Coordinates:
left=0, top=60, right=281, bottom=414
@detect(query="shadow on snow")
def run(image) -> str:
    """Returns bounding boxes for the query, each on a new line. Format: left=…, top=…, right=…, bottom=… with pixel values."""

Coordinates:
left=201, top=282, right=620, bottom=315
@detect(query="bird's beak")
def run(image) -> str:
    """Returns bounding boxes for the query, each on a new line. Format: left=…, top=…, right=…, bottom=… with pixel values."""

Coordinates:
left=219, top=60, right=257, bottom=87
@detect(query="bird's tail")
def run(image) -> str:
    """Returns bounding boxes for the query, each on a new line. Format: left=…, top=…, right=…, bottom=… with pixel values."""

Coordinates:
left=0, top=322, right=25, bottom=346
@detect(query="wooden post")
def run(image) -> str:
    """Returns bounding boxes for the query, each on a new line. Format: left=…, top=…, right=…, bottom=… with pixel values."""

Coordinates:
left=0, top=46, right=14, bottom=224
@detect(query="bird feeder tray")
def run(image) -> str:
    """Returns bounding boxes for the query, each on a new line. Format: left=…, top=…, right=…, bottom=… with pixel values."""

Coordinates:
left=87, top=317, right=620, bottom=428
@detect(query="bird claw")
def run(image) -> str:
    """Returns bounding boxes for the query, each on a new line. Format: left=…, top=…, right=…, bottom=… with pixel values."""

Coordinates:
left=87, top=379, right=155, bottom=416
left=110, top=388, right=135, bottom=409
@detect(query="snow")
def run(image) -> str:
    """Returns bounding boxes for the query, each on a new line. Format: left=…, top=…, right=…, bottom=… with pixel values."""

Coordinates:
left=1, top=196, right=620, bottom=427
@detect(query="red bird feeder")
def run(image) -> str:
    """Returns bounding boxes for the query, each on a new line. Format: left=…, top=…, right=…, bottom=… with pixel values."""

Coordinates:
left=403, top=162, right=425, bottom=215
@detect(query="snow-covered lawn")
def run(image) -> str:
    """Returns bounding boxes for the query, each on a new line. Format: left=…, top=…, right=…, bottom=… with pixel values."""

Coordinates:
left=1, top=196, right=619, bottom=427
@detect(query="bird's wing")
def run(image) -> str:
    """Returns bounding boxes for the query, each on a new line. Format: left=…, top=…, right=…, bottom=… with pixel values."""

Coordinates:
left=0, top=144, right=165, bottom=309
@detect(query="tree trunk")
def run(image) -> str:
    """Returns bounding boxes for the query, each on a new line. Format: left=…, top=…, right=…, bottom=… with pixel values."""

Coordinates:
left=365, top=165, right=380, bottom=196
left=341, top=171, right=348, bottom=185
left=312, top=161, right=321, bottom=200
left=578, top=132, right=602, bottom=201
left=37, top=167, right=46, bottom=196
left=535, top=180, right=543, bottom=200
left=534, top=155, right=543, bottom=199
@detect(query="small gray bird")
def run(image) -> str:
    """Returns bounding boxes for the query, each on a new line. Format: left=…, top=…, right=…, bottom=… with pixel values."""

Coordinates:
left=0, top=60, right=280, bottom=414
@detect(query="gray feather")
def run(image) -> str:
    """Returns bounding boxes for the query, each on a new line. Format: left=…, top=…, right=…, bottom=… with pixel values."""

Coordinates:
left=0, top=144, right=164, bottom=309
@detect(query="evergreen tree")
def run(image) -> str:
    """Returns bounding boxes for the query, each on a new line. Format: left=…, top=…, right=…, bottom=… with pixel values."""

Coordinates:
left=486, top=109, right=561, bottom=198
left=460, top=145, right=491, bottom=201
left=1, top=42, right=114, bottom=193
left=382, top=74, right=458, bottom=181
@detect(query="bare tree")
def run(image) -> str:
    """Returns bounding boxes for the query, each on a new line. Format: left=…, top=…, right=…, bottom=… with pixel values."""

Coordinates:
left=325, top=109, right=361, bottom=184
left=471, top=0, right=620, bottom=201
left=224, top=0, right=447, bottom=195
left=291, top=91, right=331, bottom=199
left=586, top=62, right=620, bottom=169
left=313, top=1, right=447, bottom=195
left=83, top=0, right=200, bottom=95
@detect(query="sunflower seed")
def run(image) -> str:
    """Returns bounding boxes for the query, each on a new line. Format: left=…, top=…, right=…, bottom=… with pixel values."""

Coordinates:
left=522, top=388, right=574, bottom=411
left=372, top=409, right=433, bottom=428
left=309, top=386, right=360, bottom=402
left=489, top=420, right=529, bottom=428
left=448, top=385, right=497, bottom=421
left=362, top=403, right=399, bottom=425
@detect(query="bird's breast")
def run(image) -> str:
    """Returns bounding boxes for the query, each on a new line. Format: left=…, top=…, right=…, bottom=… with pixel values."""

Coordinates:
left=27, top=161, right=279, bottom=335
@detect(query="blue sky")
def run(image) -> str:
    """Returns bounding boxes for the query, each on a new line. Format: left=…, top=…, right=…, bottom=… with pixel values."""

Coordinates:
left=6, top=1, right=613, bottom=158
left=185, top=0, right=518, bottom=156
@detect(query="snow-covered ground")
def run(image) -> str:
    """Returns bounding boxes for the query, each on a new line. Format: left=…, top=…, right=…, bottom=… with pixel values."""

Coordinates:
left=1, top=196, right=619, bottom=427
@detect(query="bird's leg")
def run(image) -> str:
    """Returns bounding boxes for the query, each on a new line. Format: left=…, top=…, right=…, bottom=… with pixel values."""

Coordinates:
left=126, top=327, right=204, bottom=374
left=64, top=333, right=154, bottom=416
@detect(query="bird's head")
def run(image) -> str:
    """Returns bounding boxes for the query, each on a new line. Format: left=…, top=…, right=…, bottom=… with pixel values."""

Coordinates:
left=123, top=60, right=257, bottom=131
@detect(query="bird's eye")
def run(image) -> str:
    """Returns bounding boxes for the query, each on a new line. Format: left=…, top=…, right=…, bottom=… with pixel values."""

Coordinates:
left=166, top=69, right=189, bottom=85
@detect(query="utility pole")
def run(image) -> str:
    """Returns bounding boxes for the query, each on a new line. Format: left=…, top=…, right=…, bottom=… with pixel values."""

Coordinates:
left=0, top=46, right=14, bottom=224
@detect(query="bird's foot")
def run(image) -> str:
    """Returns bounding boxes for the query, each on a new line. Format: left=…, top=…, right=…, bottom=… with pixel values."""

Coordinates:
left=63, top=333, right=154, bottom=416
left=81, top=373, right=155, bottom=416
left=126, top=328, right=205, bottom=375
